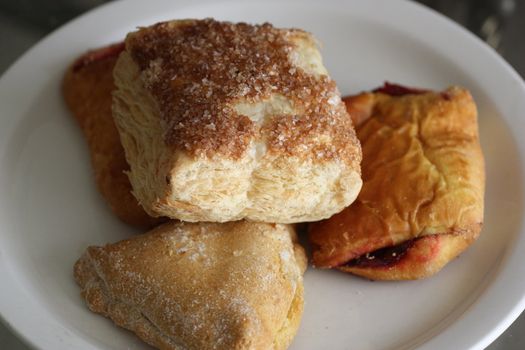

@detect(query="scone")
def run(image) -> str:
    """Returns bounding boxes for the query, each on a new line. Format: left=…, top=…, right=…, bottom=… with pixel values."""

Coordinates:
left=63, top=43, right=163, bottom=228
left=309, top=83, right=485, bottom=280
left=74, top=221, right=306, bottom=350
left=112, top=19, right=362, bottom=223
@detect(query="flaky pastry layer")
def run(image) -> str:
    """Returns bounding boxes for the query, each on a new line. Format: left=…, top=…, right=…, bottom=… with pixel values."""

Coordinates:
left=112, top=19, right=362, bottom=223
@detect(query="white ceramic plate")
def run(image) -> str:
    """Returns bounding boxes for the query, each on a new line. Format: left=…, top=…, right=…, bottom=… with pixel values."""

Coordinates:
left=1, top=0, right=524, bottom=349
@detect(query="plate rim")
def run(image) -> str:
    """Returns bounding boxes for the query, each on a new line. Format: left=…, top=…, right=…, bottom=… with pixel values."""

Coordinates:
left=0, top=0, right=524, bottom=349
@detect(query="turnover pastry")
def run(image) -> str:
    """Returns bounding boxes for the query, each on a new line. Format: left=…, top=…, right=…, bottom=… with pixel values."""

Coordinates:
left=63, top=43, right=162, bottom=228
left=309, top=83, right=485, bottom=280
left=112, top=19, right=362, bottom=223
left=74, top=221, right=306, bottom=350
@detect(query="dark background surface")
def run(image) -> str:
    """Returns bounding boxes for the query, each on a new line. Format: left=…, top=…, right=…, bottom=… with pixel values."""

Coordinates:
left=0, top=0, right=523, bottom=349
left=1, top=0, right=524, bottom=77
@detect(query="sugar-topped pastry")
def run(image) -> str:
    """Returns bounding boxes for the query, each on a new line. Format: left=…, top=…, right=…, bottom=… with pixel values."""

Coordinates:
left=112, top=19, right=362, bottom=223
left=74, top=221, right=306, bottom=349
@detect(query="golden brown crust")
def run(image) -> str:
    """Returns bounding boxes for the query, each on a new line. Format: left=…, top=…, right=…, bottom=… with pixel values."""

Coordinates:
left=62, top=44, right=163, bottom=228
left=125, top=19, right=360, bottom=164
left=74, top=221, right=306, bottom=350
left=309, top=85, right=485, bottom=280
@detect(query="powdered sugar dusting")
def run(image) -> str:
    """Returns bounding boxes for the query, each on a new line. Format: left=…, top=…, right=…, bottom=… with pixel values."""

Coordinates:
left=75, top=221, right=304, bottom=349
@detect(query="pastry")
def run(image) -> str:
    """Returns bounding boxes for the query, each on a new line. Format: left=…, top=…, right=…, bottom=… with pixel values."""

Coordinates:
left=112, top=19, right=362, bottom=223
left=74, top=220, right=306, bottom=350
left=63, top=43, right=162, bottom=228
left=309, top=83, right=485, bottom=280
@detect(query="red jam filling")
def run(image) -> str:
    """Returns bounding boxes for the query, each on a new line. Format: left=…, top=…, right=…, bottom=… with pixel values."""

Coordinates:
left=72, top=42, right=125, bottom=72
left=343, top=239, right=417, bottom=268
left=373, top=82, right=428, bottom=96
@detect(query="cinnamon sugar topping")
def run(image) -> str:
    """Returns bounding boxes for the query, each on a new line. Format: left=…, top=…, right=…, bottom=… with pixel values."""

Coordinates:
left=127, top=19, right=359, bottom=162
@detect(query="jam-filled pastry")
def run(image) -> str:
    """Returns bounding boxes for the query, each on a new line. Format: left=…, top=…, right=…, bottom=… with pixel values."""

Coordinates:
left=74, top=221, right=306, bottom=350
left=309, top=83, right=485, bottom=280
left=63, top=43, right=163, bottom=228
left=112, top=19, right=362, bottom=223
